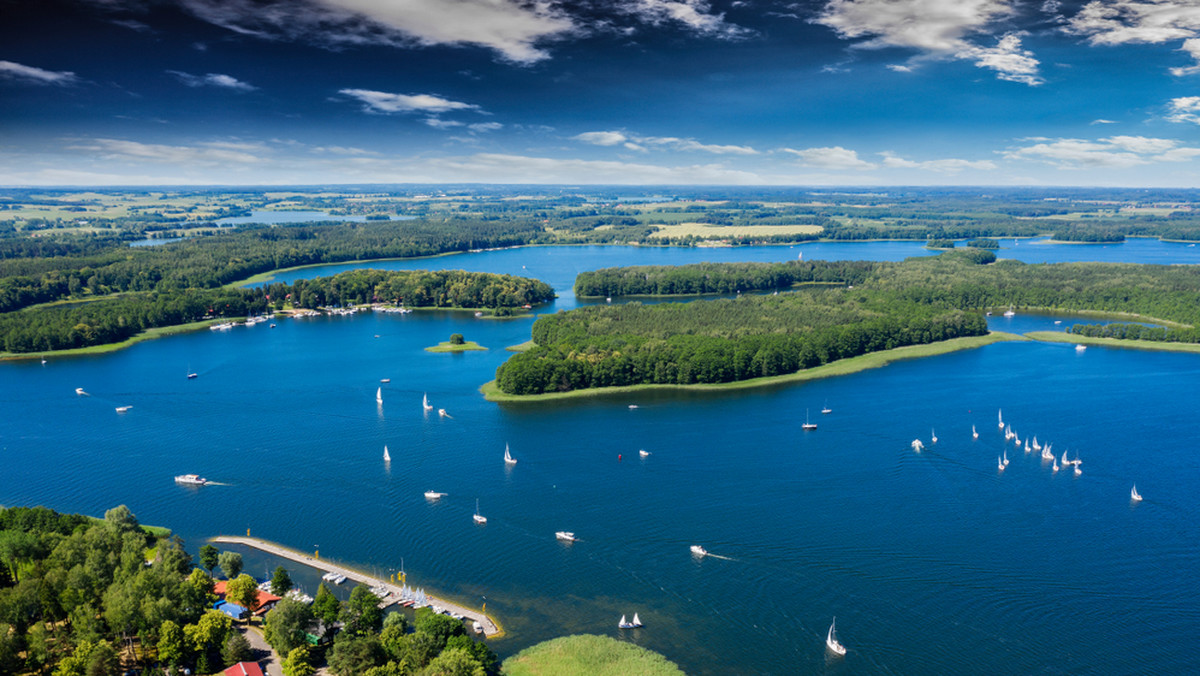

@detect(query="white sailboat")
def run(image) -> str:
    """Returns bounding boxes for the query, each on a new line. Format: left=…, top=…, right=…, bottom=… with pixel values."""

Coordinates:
left=504, top=444, right=517, bottom=465
left=1032, top=436, right=1041, bottom=451
left=1061, top=450, right=1069, bottom=466
left=911, top=439, right=924, bottom=452
left=376, top=387, right=383, bottom=403
left=826, top=617, right=846, bottom=656
left=1003, top=450, right=1009, bottom=467
left=422, top=393, right=433, bottom=411
left=618, top=614, right=635, bottom=629
left=383, top=445, right=390, bottom=462
left=931, top=428, right=938, bottom=444
left=972, top=425, right=978, bottom=440
left=1074, top=464, right=1082, bottom=476
left=473, top=499, right=486, bottom=525
left=438, top=408, right=450, bottom=418
left=998, top=408, right=1004, bottom=430
left=802, top=409, right=817, bottom=430
left=998, top=455, right=1005, bottom=471
left=632, top=613, right=643, bottom=628
left=1131, top=485, right=1143, bottom=501
left=821, top=400, right=832, bottom=415
left=1052, top=458, right=1060, bottom=473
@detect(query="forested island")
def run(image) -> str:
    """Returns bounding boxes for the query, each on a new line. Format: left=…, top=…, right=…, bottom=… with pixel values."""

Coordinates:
left=495, top=253, right=1200, bottom=396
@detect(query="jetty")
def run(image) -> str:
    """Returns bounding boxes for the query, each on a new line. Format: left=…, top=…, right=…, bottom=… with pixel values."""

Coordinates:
left=211, top=535, right=500, bottom=637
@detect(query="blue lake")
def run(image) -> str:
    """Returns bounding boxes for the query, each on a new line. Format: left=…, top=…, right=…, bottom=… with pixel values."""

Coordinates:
left=3, top=238, right=1200, bottom=674
left=215, top=210, right=415, bottom=225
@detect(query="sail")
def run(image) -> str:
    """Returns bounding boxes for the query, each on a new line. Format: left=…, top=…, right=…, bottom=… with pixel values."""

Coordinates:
left=383, top=445, right=390, bottom=462
left=376, top=387, right=382, bottom=403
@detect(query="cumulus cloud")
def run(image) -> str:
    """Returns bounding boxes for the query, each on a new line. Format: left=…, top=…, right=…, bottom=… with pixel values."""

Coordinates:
left=167, top=70, right=257, bottom=91
left=878, top=152, right=997, bottom=172
left=783, top=146, right=876, bottom=169
left=0, top=60, right=78, bottom=85
left=1167, top=95, right=1200, bottom=122
left=1004, top=134, right=1200, bottom=168
left=573, top=130, right=758, bottom=154
left=339, top=89, right=481, bottom=115
left=1066, top=0, right=1200, bottom=74
left=176, top=0, right=575, bottom=64
left=622, top=0, right=751, bottom=38
left=815, top=0, right=1043, bottom=84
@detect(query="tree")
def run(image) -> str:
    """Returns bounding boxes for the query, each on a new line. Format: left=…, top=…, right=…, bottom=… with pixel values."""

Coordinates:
left=198, top=545, right=218, bottom=573
left=312, top=583, right=340, bottom=632
left=449, top=333, right=465, bottom=345
left=217, top=551, right=243, bottom=580
left=270, top=566, right=293, bottom=596
left=281, top=645, right=316, bottom=676
left=341, top=586, right=382, bottom=636
left=224, top=574, right=259, bottom=613
left=0, top=623, right=22, bottom=676
left=421, top=647, right=485, bottom=676
left=263, top=598, right=315, bottom=657
left=221, top=631, right=253, bottom=665
left=102, top=505, right=140, bottom=536
left=184, top=609, right=232, bottom=657
left=157, top=620, right=184, bottom=668
left=327, top=633, right=384, bottom=676
left=413, top=608, right=464, bottom=651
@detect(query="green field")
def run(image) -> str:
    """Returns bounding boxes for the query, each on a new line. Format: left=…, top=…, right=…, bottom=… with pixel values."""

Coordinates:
left=502, top=634, right=685, bottom=676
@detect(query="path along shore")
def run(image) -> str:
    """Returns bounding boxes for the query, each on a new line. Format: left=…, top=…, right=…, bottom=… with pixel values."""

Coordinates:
left=211, top=535, right=500, bottom=637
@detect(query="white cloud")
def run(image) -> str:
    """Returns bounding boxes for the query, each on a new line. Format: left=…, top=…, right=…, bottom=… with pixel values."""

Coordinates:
left=1172, top=36, right=1200, bottom=74
left=1091, top=118, right=1118, bottom=123
left=622, top=0, right=751, bottom=38
left=573, top=130, right=758, bottom=154
left=468, top=122, right=503, bottom=132
left=1167, top=95, right=1200, bottom=122
left=1004, top=134, right=1200, bottom=168
left=0, top=60, right=78, bottom=85
left=887, top=64, right=914, bottom=72
left=815, top=0, right=1043, bottom=84
left=878, top=152, right=997, bottom=172
left=339, top=89, right=481, bottom=115
left=783, top=146, right=876, bottom=169
left=1066, top=1, right=1200, bottom=74
left=424, top=118, right=465, bottom=129
left=167, top=71, right=257, bottom=91
left=425, top=153, right=764, bottom=184
left=177, top=0, right=575, bottom=63
left=70, top=138, right=268, bottom=165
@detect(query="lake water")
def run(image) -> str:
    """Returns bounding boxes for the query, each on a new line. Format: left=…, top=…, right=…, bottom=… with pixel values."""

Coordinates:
left=3, top=238, right=1199, bottom=674
left=215, top=211, right=415, bottom=225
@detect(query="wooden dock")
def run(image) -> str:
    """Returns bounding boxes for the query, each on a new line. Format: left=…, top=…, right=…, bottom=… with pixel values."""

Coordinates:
left=211, top=535, right=500, bottom=637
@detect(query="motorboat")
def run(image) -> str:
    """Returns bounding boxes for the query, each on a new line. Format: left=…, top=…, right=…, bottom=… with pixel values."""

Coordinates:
left=555, top=531, right=577, bottom=542
left=690, top=545, right=708, bottom=557
left=174, top=474, right=207, bottom=486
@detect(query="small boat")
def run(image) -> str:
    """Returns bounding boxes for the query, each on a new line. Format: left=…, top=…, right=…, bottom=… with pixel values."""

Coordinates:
left=75, top=387, right=87, bottom=396
left=1061, top=450, right=1069, bottom=466
left=826, top=617, right=846, bottom=656
left=473, top=622, right=484, bottom=634
left=618, top=614, right=636, bottom=629
left=628, top=404, right=639, bottom=409
left=1024, top=440, right=1030, bottom=453
left=438, top=408, right=450, bottom=418
left=690, top=545, right=708, bottom=557
left=41, top=356, right=46, bottom=364
left=376, top=387, right=383, bottom=403
left=424, top=491, right=446, bottom=500
left=1003, top=450, right=1009, bottom=467
left=632, top=613, right=643, bottom=628
left=1054, top=320, right=1062, bottom=324
left=187, top=369, right=198, bottom=379
left=383, top=445, right=390, bottom=462
left=802, top=409, right=817, bottom=431
left=1075, top=344, right=1087, bottom=352
left=1003, top=307, right=1015, bottom=317
left=931, top=428, right=938, bottom=444
left=504, top=444, right=518, bottom=465
left=639, top=449, right=650, bottom=458
left=473, top=499, right=486, bottom=525
left=1131, top=485, right=1143, bottom=502
left=115, top=406, right=132, bottom=413
left=998, top=409, right=1004, bottom=430
left=174, top=474, right=207, bottom=485
left=380, top=378, right=390, bottom=383
left=998, top=455, right=1005, bottom=471
left=911, top=439, right=924, bottom=452
left=1052, top=459, right=1060, bottom=473
left=972, top=425, right=978, bottom=440
left=1032, top=437, right=1041, bottom=451
left=555, top=531, right=577, bottom=542
left=821, top=401, right=832, bottom=415
left=333, top=575, right=346, bottom=585
left=423, top=393, right=433, bottom=411
left=1074, top=465, right=1082, bottom=476
left=321, top=572, right=337, bottom=581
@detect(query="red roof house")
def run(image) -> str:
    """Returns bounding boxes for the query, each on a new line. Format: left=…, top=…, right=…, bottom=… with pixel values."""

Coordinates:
left=222, top=662, right=264, bottom=676
left=213, top=580, right=282, bottom=616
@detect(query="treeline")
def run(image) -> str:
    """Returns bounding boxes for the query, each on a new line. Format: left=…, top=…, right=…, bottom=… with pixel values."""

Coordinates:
left=1, top=269, right=551, bottom=353
left=1052, top=227, right=1126, bottom=242
left=0, top=219, right=547, bottom=314
left=1069, top=323, right=1200, bottom=343
left=574, top=260, right=881, bottom=297
left=495, top=292, right=986, bottom=394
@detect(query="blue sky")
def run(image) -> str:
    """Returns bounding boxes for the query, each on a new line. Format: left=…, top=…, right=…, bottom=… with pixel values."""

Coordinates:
left=5, top=0, right=1200, bottom=186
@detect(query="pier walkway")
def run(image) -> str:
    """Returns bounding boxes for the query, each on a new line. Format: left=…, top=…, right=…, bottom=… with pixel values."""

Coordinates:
left=211, top=535, right=500, bottom=637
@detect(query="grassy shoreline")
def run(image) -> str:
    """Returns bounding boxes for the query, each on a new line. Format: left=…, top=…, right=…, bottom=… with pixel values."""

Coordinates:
left=1027, top=330, right=1200, bottom=353
left=481, top=331, right=1024, bottom=402
left=0, top=320, right=219, bottom=361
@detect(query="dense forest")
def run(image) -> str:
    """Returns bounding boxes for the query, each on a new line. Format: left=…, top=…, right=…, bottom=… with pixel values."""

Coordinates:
left=0, top=269, right=552, bottom=353
left=575, top=260, right=881, bottom=297
left=0, top=505, right=498, bottom=676
left=497, top=253, right=1200, bottom=395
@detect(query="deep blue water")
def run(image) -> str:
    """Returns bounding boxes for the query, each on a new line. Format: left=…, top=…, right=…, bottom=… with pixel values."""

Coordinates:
left=3, top=239, right=1200, bottom=674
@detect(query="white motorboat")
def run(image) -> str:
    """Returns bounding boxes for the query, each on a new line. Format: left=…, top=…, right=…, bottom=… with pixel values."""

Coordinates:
left=1075, top=344, right=1087, bottom=352
left=639, top=449, right=650, bottom=458
left=115, top=406, right=132, bottom=413
left=75, top=387, right=87, bottom=396
left=690, top=545, right=708, bottom=557
left=826, top=618, right=846, bottom=656
left=556, top=531, right=577, bottom=542
left=424, top=491, right=446, bottom=500
left=438, top=408, right=449, bottom=418
left=174, top=474, right=207, bottom=486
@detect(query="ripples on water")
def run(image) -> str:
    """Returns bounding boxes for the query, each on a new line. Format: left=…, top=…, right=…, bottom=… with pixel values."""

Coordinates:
left=3, top=242, right=1200, bottom=674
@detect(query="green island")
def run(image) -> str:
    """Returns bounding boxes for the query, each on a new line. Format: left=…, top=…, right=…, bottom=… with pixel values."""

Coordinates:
left=427, top=334, right=488, bottom=352
left=494, top=252, right=1200, bottom=397
left=502, top=634, right=685, bottom=676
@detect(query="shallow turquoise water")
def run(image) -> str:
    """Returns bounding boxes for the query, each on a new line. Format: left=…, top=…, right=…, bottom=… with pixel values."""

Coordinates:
left=3, top=240, right=1199, bottom=674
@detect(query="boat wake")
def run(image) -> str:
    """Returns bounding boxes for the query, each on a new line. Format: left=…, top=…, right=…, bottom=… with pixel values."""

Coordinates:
left=201, top=481, right=232, bottom=486
left=704, top=553, right=737, bottom=562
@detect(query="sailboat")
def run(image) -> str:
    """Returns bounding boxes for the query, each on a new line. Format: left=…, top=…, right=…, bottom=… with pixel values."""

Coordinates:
left=1131, top=485, right=1143, bottom=502
left=972, top=425, right=978, bottom=440
left=802, top=409, right=817, bottom=430
left=821, top=400, right=832, bottom=415
left=931, top=428, right=938, bottom=444
left=911, top=439, right=924, bottom=452
left=998, top=409, right=1005, bottom=430
left=383, top=445, right=390, bottom=462
left=826, top=617, right=846, bottom=656
left=1052, top=458, right=1060, bottom=473
left=187, top=364, right=197, bottom=379
left=376, top=387, right=383, bottom=403
left=504, top=444, right=517, bottom=465
left=1061, top=450, right=1069, bottom=466
left=1074, top=464, right=1082, bottom=476
left=632, top=613, right=643, bottom=628
left=1003, top=450, right=1009, bottom=467
left=473, top=499, right=486, bottom=525
left=438, top=408, right=450, bottom=418
left=422, top=393, right=433, bottom=411
left=618, top=614, right=635, bottom=629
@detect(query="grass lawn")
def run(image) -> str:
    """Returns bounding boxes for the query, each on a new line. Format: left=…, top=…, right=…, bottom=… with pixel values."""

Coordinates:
left=502, top=635, right=685, bottom=676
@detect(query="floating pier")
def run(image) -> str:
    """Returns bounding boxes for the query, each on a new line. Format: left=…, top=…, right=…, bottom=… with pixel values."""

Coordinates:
left=211, top=535, right=500, bottom=637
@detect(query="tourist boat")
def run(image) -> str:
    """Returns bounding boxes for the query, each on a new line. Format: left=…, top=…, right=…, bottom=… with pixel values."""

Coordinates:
left=115, top=406, right=132, bottom=413
left=618, top=614, right=636, bottom=629
left=972, top=425, right=978, bottom=440
left=376, top=387, right=383, bottom=403
left=639, top=449, right=650, bottom=458
left=1131, top=485, right=1143, bottom=502
left=75, top=387, right=87, bottom=396
left=911, top=439, right=924, bottom=452
left=424, top=491, right=446, bottom=500
left=383, top=445, right=390, bottom=462
left=423, top=393, right=433, bottom=411
left=473, top=499, right=487, bottom=525
left=690, top=545, right=708, bottom=557
left=174, top=474, right=207, bottom=486
left=826, top=618, right=846, bottom=656
left=931, top=428, right=938, bottom=444
left=555, top=531, right=577, bottom=542
left=1075, top=344, right=1087, bottom=352
left=802, top=410, right=817, bottom=431
left=504, top=444, right=517, bottom=465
